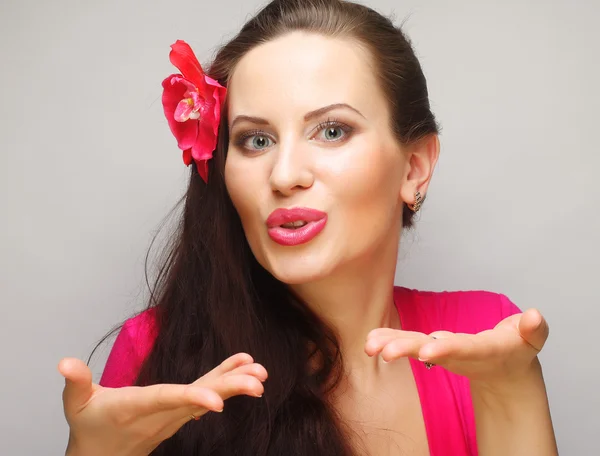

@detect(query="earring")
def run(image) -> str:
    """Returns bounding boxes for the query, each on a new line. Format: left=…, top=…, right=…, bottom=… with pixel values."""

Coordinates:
left=408, top=190, right=424, bottom=213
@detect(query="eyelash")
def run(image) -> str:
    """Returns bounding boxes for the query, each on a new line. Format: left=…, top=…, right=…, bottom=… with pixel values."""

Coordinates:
left=233, top=117, right=353, bottom=152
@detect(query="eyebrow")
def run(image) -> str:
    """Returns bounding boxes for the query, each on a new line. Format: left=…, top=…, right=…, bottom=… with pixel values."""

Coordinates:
left=229, top=103, right=366, bottom=130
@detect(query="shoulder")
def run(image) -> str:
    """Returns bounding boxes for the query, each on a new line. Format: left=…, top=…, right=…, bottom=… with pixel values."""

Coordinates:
left=99, top=307, right=158, bottom=387
left=123, top=307, right=159, bottom=341
left=393, top=286, right=522, bottom=334
left=119, top=307, right=159, bottom=362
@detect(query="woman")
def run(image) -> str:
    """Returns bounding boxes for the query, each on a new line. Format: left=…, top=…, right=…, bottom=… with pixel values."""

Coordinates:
left=58, top=0, right=557, bottom=455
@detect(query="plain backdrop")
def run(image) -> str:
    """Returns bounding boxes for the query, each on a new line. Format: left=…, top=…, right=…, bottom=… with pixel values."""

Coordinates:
left=1, top=0, right=598, bottom=454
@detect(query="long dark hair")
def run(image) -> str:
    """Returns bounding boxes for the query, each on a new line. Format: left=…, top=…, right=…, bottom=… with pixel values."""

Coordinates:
left=91, top=0, right=439, bottom=454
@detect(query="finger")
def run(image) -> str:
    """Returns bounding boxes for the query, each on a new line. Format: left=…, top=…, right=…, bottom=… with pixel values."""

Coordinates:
left=367, top=328, right=425, bottom=340
left=417, top=331, right=461, bottom=361
left=518, top=308, right=549, bottom=351
left=379, top=337, right=425, bottom=362
left=169, top=374, right=264, bottom=430
left=428, top=331, right=455, bottom=340
left=365, top=330, right=426, bottom=356
left=124, top=383, right=225, bottom=417
left=169, top=386, right=224, bottom=413
left=222, top=363, right=268, bottom=382
left=212, top=374, right=265, bottom=400
left=199, top=353, right=254, bottom=382
left=419, top=331, right=502, bottom=363
left=364, top=333, right=403, bottom=356
left=58, top=358, right=94, bottom=415
left=149, top=388, right=225, bottom=440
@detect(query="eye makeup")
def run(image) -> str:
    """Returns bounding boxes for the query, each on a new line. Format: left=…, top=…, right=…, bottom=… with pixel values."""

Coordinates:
left=232, top=117, right=354, bottom=153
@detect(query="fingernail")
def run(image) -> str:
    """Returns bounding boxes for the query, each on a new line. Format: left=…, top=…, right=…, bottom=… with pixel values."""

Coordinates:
left=215, top=408, right=224, bottom=413
left=254, top=393, right=263, bottom=397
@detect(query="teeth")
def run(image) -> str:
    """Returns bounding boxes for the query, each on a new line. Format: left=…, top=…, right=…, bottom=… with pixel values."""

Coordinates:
left=281, top=221, right=308, bottom=229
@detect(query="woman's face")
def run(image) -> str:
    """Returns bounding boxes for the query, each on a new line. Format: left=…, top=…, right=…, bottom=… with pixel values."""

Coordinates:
left=225, top=32, right=417, bottom=285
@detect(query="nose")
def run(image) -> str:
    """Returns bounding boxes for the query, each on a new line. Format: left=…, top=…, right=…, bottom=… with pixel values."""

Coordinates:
left=269, top=140, right=314, bottom=196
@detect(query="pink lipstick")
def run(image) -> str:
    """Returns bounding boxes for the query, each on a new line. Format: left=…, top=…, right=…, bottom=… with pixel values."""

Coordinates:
left=266, top=207, right=328, bottom=246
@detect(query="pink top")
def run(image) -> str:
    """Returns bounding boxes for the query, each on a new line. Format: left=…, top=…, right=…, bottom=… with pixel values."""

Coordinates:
left=100, top=287, right=521, bottom=456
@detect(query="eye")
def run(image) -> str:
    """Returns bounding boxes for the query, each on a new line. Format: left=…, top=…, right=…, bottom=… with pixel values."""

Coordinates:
left=234, top=130, right=273, bottom=151
left=232, top=118, right=353, bottom=153
left=322, top=126, right=343, bottom=141
left=250, top=135, right=271, bottom=150
left=313, top=119, right=353, bottom=143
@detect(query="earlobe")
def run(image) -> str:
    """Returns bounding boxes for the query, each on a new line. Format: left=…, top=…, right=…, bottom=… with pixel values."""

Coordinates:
left=400, top=134, right=440, bottom=206
left=407, top=191, right=424, bottom=212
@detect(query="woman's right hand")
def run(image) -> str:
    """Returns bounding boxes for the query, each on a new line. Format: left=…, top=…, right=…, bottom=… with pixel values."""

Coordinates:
left=58, top=352, right=268, bottom=456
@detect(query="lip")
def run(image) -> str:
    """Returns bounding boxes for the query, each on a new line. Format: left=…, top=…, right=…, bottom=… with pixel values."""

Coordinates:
left=266, top=207, right=328, bottom=246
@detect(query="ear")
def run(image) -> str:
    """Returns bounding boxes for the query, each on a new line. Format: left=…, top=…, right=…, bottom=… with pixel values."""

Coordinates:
left=400, top=134, right=440, bottom=206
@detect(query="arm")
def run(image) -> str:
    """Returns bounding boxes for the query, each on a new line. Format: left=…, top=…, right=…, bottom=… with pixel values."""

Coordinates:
left=367, top=293, right=557, bottom=455
left=472, top=357, right=558, bottom=456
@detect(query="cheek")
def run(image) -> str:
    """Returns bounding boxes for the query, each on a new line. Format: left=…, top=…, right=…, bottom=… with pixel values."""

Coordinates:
left=225, top=157, right=264, bottom=236
left=320, top=138, right=404, bottom=211
left=347, top=153, right=404, bottom=253
left=225, top=158, right=249, bottom=217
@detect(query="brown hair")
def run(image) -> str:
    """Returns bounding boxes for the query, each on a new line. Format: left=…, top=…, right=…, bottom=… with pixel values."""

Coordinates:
left=92, top=1, right=439, bottom=454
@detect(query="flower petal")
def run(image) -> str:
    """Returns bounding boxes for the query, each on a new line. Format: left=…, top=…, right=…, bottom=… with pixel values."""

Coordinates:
left=205, top=75, right=227, bottom=135
left=183, top=148, right=193, bottom=166
left=174, top=98, right=194, bottom=122
left=197, top=160, right=209, bottom=183
left=169, top=40, right=205, bottom=89
left=162, top=75, right=199, bottom=150
left=164, top=42, right=228, bottom=179
left=205, top=74, right=225, bottom=91
left=172, top=75, right=197, bottom=94
left=191, top=119, right=217, bottom=162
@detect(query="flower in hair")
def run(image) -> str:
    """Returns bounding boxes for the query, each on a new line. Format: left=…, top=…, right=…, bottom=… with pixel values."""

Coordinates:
left=161, top=40, right=227, bottom=182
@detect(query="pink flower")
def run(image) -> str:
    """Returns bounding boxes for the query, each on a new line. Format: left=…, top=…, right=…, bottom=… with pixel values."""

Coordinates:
left=161, top=40, right=227, bottom=182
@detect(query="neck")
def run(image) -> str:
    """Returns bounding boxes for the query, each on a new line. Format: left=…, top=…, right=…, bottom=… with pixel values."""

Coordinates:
left=290, top=240, right=402, bottom=375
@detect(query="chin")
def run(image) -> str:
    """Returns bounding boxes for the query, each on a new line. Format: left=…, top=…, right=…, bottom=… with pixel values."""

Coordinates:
left=269, top=268, right=325, bottom=285
left=257, top=248, right=336, bottom=286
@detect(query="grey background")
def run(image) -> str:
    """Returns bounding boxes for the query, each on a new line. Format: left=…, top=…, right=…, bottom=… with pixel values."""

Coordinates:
left=1, top=0, right=598, bottom=454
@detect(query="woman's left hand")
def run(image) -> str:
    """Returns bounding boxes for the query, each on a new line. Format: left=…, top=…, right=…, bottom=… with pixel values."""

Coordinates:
left=364, top=308, right=549, bottom=386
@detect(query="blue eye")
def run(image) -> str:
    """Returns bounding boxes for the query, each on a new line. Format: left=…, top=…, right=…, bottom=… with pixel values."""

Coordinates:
left=250, top=135, right=271, bottom=150
left=234, top=118, right=353, bottom=153
left=234, top=131, right=272, bottom=151
left=314, top=118, right=353, bottom=143
left=321, top=125, right=345, bottom=141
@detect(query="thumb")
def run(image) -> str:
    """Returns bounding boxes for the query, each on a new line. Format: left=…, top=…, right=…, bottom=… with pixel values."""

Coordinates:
left=517, top=308, right=549, bottom=352
left=58, top=358, right=94, bottom=416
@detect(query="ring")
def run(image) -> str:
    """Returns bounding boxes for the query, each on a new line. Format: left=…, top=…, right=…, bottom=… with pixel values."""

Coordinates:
left=190, top=413, right=200, bottom=421
left=423, top=335, right=437, bottom=369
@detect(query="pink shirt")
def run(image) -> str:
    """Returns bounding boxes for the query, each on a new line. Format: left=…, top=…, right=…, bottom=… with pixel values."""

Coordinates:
left=100, top=287, right=521, bottom=455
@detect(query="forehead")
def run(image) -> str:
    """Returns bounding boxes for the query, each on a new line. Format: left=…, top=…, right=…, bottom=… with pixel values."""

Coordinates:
left=227, top=32, right=386, bottom=121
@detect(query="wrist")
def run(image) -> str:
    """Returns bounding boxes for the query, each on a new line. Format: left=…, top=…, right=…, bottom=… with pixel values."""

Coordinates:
left=470, top=357, right=557, bottom=456
left=66, top=434, right=147, bottom=456
left=470, top=356, right=543, bottom=401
